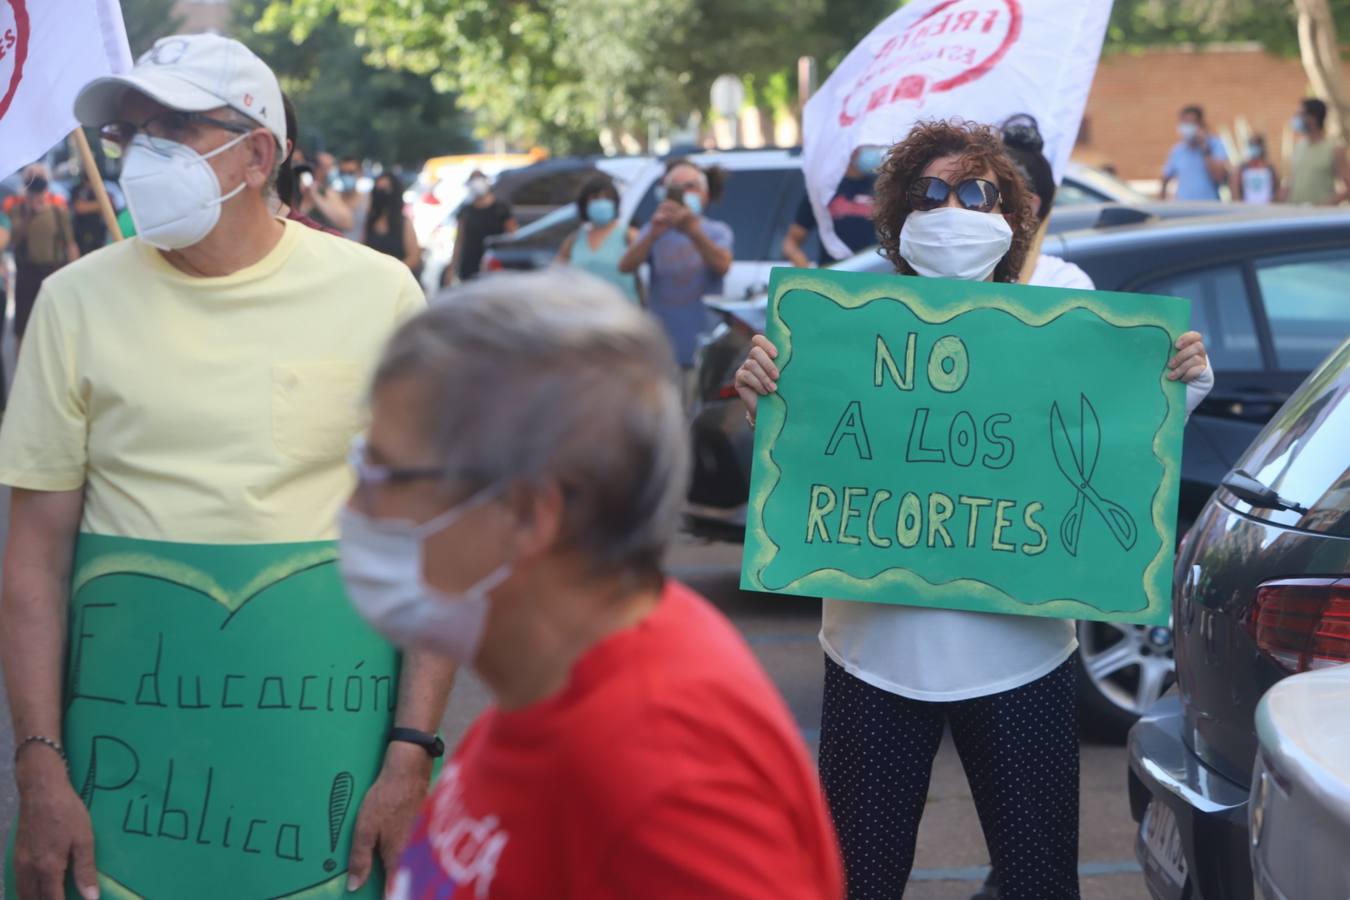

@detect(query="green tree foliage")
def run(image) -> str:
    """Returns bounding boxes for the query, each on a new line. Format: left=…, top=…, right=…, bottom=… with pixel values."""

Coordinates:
left=1105, top=0, right=1350, bottom=56
left=257, top=0, right=881, bottom=153
left=120, top=0, right=185, bottom=56
left=236, top=2, right=476, bottom=167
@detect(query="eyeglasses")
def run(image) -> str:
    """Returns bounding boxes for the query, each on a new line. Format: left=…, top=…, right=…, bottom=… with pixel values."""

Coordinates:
left=349, top=437, right=448, bottom=512
left=909, top=176, right=1002, bottom=213
left=99, top=110, right=254, bottom=157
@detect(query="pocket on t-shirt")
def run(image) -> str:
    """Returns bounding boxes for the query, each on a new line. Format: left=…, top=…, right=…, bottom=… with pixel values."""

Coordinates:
left=272, top=361, right=366, bottom=462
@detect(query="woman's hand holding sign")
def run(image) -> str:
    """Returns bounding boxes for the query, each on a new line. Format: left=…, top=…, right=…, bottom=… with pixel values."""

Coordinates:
left=1168, top=331, right=1209, bottom=383
left=735, top=335, right=781, bottom=423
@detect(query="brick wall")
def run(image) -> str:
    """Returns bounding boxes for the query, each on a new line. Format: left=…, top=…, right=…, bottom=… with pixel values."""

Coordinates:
left=1075, top=44, right=1349, bottom=182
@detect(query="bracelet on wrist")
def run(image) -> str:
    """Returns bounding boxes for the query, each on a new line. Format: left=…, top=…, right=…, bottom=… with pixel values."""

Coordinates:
left=15, top=735, right=67, bottom=767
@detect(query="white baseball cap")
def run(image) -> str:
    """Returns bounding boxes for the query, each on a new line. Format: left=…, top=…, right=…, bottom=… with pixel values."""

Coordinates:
left=75, top=33, right=287, bottom=148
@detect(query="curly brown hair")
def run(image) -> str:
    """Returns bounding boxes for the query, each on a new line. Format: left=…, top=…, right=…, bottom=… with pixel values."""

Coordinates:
left=873, top=119, right=1037, bottom=283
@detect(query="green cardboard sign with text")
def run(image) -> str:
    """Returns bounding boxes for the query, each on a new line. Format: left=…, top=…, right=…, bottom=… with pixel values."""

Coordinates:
left=741, top=268, right=1190, bottom=626
left=5, top=534, right=399, bottom=900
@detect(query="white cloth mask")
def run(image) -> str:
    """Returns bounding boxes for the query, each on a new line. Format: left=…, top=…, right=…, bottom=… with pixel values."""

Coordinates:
left=120, top=133, right=249, bottom=250
left=338, top=489, right=510, bottom=665
left=899, top=207, right=1013, bottom=282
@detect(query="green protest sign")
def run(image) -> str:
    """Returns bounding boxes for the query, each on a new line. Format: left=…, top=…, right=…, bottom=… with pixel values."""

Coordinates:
left=742, top=268, right=1190, bottom=626
left=5, top=534, right=399, bottom=900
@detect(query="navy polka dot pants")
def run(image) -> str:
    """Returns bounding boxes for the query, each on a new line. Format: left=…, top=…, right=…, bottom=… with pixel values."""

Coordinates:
left=818, top=656, right=1080, bottom=900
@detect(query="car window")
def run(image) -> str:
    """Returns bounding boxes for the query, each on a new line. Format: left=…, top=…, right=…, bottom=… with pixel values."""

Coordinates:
left=506, top=169, right=595, bottom=207
left=1254, top=249, right=1350, bottom=372
left=1140, top=266, right=1263, bottom=371
left=633, top=167, right=796, bottom=261
left=1056, top=180, right=1111, bottom=206
left=487, top=207, right=578, bottom=251
left=1234, top=340, right=1350, bottom=536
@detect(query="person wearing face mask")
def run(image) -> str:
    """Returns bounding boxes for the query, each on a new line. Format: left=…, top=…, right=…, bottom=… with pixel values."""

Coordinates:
left=0, top=34, right=456, bottom=900
left=556, top=175, right=640, bottom=304
left=1279, top=98, right=1350, bottom=205
left=618, top=159, right=734, bottom=405
left=6, top=165, right=80, bottom=351
left=735, top=120, right=1213, bottom=900
left=447, top=170, right=517, bottom=285
left=340, top=270, right=843, bottom=899
left=364, top=171, right=423, bottom=274
left=273, top=93, right=344, bottom=236
left=782, top=145, right=883, bottom=268
left=1160, top=105, right=1229, bottom=201
left=296, top=150, right=356, bottom=234
left=1234, top=134, right=1279, bottom=205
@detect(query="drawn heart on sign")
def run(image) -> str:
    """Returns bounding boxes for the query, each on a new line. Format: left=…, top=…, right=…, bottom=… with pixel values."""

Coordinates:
left=0, top=0, right=28, bottom=122
left=63, top=540, right=398, bottom=900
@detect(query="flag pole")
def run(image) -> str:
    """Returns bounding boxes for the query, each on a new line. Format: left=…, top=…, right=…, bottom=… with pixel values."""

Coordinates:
left=71, top=128, right=124, bottom=243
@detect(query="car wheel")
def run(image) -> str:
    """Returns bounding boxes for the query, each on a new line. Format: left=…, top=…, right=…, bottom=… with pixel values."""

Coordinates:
left=1075, top=618, right=1176, bottom=743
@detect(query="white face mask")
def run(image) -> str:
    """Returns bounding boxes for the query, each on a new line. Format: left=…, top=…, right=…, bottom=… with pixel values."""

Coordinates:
left=338, top=489, right=511, bottom=665
left=467, top=177, right=490, bottom=199
left=899, top=207, right=1012, bottom=282
left=120, top=133, right=249, bottom=250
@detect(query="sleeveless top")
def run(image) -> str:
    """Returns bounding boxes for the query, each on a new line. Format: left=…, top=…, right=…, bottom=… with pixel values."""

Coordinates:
left=1289, top=139, right=1337, bottom=205
left=570, top=224, right=640, bottom=304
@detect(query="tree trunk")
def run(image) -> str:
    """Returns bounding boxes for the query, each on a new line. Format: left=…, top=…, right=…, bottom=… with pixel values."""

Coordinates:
left=1294, top=0, right=1350, bottom=141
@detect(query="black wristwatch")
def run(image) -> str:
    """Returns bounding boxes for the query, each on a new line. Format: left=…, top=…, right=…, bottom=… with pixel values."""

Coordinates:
left=389, top=727, right=445, bottom=758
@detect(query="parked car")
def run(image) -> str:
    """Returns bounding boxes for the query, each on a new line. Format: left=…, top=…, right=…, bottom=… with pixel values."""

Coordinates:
left=480, top=206, right=583, bottom=273
left=490, top=155, right=653, bottom=226
left=1249, top=664, right=1350, bottom=900
left=1128, top=337, right=1350, bottom=900
left=688, top=207, right=1350, bottom=739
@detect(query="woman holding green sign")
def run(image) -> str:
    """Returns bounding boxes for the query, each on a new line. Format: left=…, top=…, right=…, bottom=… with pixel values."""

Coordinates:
left=735, top=120, right=1213, bottom=900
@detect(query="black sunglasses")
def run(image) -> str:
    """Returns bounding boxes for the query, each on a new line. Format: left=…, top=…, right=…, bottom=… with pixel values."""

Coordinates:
left=910, top=176, right=1002, bottom=213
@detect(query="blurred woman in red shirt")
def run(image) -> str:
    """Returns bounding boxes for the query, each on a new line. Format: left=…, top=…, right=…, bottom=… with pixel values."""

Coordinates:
left=338, top=270, right=843, bottom=900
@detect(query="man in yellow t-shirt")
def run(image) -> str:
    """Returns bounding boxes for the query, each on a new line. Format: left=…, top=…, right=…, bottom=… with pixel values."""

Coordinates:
left=0, top=34, right=454, bottom=900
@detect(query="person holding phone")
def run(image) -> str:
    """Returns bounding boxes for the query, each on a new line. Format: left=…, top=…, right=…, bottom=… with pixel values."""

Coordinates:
left=618, top=159, right=733, bottom=405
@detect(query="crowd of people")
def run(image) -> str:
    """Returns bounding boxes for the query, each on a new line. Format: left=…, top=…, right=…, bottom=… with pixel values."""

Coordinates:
left=1162, top=98, right=1350, bottom=205
left=0, top=29, right=1223, bottom=900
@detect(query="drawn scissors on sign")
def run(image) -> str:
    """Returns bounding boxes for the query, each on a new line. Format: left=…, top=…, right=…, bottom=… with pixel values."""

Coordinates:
left=1050, top=394, right=1137, bottom=557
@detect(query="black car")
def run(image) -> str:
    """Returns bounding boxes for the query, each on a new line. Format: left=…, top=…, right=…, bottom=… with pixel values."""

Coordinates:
left=688, top=206, right=1350, bottom=738
left=1128, top=338, right=1350, bottom=900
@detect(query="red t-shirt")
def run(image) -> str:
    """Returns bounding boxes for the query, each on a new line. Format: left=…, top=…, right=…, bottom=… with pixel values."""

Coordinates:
left=389, top=580, right=843, bottom=900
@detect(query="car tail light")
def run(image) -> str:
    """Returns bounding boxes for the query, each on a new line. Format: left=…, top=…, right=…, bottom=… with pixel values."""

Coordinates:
left=482, top=252, right=504, bottom=273
left=1247, top=578, right=1350, bottom=672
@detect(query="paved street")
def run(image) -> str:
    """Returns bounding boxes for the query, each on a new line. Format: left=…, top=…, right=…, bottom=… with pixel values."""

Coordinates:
left=0, top=500, right=1146, bottom=899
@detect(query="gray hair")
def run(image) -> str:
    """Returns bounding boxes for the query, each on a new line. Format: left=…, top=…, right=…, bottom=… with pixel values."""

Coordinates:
left=375, top=270, right=689, bottom=575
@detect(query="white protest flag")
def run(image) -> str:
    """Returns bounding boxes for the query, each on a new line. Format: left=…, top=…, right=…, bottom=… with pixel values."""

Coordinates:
left=803, top=0, right=1113, bottom=259
left=0, top=0, right=132, bottom=180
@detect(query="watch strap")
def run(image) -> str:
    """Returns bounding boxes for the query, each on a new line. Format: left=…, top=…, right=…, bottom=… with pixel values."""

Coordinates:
left=389, top=726, right=445, bottom=758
